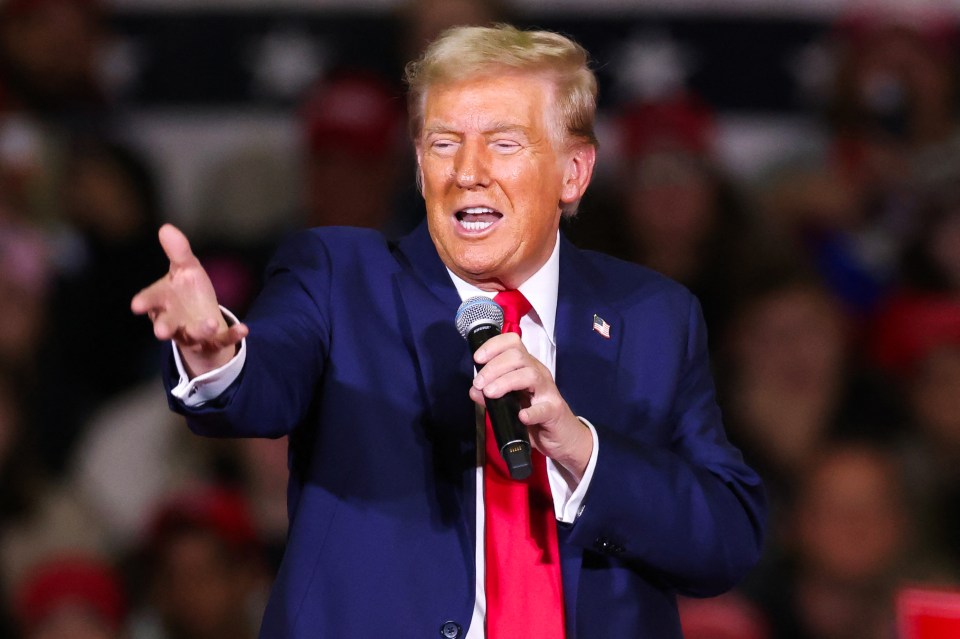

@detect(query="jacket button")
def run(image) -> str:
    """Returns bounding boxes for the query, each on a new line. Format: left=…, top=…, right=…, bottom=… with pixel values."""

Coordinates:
left=594, top=536, right=624, bottom=555
left=440, top=621, right=462, bottom=638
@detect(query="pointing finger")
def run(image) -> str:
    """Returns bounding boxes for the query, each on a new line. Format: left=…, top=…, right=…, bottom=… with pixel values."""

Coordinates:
left=158, top=223, right=198, bottom=269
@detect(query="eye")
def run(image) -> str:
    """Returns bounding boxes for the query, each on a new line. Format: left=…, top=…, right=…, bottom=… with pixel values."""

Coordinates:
left=429, top=139, right=459, bottom=156
left=491, top=140, right=521, bottom=154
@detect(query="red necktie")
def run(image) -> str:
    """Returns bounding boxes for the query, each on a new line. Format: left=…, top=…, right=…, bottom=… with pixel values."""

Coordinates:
left=484, top=289, right=565, bottom=638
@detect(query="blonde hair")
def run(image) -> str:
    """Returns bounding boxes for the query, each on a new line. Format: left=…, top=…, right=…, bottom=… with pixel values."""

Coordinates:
left=404, top=23, right=598, bottom=149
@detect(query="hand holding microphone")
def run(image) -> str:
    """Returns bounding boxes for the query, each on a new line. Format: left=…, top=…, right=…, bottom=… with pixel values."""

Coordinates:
left=456, top=296, right=533, bottom=480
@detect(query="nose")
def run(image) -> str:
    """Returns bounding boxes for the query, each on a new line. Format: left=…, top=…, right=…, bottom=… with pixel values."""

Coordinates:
left=453, top=138, right=490, bottom=189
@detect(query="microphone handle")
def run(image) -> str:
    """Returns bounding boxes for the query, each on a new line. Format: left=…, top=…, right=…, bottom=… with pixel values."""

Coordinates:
left=467, top=324, right=533, bottom=481
left=483, top=392, right=533, bottom=480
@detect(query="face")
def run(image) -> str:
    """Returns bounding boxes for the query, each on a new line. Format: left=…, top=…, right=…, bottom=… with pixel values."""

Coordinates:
left=29, top=605, right=118, bottom=639
left=735, top=287, right=847, bottom=395
left=795, top=447, right=906, bottom=583
left=154, top=532, right=253, bottom=637
left=417, top=72, right=594, bottom=290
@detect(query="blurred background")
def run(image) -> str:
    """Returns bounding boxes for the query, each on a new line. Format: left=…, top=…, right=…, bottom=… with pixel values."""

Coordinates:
left=2, top=0, right=960, bottom=637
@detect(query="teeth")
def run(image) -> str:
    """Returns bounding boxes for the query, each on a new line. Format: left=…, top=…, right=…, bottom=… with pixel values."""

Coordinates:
left=459, top=219, right=494, bottom=231
left=461, top=207, right=495, bottom=215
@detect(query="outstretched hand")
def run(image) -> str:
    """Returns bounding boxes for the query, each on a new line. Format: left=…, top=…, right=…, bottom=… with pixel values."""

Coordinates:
left=131, top=224, right=248, bottom=377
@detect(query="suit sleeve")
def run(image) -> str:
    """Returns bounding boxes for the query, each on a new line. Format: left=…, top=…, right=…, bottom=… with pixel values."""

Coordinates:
left=563, top=296, right=766, bottom=597
left=162, top=231, right=333, bottom=439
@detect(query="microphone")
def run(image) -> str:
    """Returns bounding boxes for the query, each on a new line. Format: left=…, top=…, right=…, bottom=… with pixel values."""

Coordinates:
left=455, top=296, right=532, bottom=481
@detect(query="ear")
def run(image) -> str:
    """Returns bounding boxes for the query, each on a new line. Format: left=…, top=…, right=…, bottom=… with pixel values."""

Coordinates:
left=559, top=144, right=597, bottom=205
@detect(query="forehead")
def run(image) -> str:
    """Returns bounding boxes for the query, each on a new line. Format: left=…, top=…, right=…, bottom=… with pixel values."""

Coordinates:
left=421, top=71, right=557, bottom=132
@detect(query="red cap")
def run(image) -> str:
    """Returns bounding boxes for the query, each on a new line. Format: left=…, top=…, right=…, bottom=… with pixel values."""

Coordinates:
left=299, top=70, right=405, bottom=159
left=616, top=93, right=715, bottom=160
left=869, top=292, right=960, bottom=376
left=145, top=485, right=259, bottom=556
left=14, top=555, right=126, bottom=632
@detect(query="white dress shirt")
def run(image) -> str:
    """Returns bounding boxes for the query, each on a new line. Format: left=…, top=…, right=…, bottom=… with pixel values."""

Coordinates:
left=170, top=232, right=599, bottom=638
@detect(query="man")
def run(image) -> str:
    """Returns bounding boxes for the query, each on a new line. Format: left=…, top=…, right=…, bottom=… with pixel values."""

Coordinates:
left=132, top=24, right=765, bottom=639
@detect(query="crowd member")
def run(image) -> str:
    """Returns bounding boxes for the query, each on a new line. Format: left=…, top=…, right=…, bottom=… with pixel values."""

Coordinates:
left=758, top=8, right=960, bottom=321
left=0, top=231, right=109, bottom=595
left=70, top=380, right=243, bottom=553
left=749, top=440, right=934, bottom=639
left=717, top=271, right=902, bottom=503
left=128, top=486, right=268, bottom=639
left=0, top=0, right=119, bottom=232
left=131, top=23, right=765, bottom=639
left=0, top=0, right=108, bottom=120
left=11, top=554, right=127, bottom=639
left=0, top=369, right=106, bottom=614
left=0, top=370, right=41, bottom=636
left=296, top=69, right=413, bottom=237
left=869, top=292, right=960, bottom=569
left=567, top=92, right=755, bottom=337
left=37, top=138, right=165, bottom=474
left=0, top=214, right=51, bottom=375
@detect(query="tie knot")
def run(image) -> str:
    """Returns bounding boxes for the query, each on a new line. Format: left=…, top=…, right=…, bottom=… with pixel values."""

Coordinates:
left=494, top=290, right=531, bottom=330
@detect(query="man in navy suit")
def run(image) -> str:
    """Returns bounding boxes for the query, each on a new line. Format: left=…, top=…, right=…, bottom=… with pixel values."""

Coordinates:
left=132, top=24, right=765, bottom=639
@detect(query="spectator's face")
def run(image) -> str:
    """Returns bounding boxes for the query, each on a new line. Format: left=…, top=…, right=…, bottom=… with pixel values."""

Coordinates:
left=26, top=605, right=118, bottom=639
left=418, top=71, right=592, bottom=289
left=795, top=447, right=906, bottom=583
left=734, top=287, right=847, bottom=395
left=0, top=226, right=49, bottom=368
left=304, top=152, right=397, bottom=230
left=0, top=1, right=100, bottom=99
left=64, top=154, right=143, bottom=241
left=153, top=531, right=254, bottom=639
left=626, top=152, right=714, bottom=249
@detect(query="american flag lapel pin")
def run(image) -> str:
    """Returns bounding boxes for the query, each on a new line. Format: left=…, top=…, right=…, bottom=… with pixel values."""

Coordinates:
left=592, top=314, right=611, bottom=339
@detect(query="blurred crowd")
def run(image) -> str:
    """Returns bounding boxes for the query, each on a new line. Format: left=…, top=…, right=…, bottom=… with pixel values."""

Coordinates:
left=1, top=0, right=959, bottom=638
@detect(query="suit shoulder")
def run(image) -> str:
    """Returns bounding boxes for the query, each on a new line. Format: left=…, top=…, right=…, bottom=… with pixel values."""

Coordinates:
left=269, top=226, right=394, bottom=269
left=574, top=247, right=697, bottom=307
left=285, top=226, right=389, bottom=253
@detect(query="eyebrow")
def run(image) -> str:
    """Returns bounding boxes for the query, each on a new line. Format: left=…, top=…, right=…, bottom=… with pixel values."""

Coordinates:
left=423, top=122, right=532, bottom=138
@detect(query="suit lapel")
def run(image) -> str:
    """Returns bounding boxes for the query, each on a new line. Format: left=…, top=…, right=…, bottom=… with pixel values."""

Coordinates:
left=554, top=235, right=624, bottom=636
left=393, top=221, right=477, bottom=528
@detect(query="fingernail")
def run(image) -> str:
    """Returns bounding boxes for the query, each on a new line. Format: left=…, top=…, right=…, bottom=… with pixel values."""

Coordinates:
left=473, top=373, right=484, bottom=389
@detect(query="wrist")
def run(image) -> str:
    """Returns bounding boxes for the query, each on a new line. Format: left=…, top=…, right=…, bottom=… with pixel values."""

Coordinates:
left=554, top=415, right=593, bottom=481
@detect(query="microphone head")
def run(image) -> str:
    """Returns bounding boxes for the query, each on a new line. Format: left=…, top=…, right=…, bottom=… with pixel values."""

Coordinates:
left=455, top=296, right=503, bottom=339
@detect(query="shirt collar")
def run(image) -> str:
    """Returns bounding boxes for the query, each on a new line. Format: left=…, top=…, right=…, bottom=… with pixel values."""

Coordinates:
left=446, top=232, right=560, bottom=343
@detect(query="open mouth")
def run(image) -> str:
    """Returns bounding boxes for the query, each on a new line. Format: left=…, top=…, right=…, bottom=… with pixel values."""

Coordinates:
left=456, top=207, right=502, bottom=232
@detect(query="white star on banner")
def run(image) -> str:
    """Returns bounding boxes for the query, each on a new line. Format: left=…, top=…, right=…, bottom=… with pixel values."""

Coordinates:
left=248, top=27, right=328, bottom=100
left=788, top=39, right=836, bottom=108
left=98, top=35, right=145, bottom=100
left=610, top=29, right=695, bottom=102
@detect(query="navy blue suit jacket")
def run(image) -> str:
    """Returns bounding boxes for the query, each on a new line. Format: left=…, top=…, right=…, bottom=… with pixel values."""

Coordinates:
left=165, top=221, right=766, bottom=638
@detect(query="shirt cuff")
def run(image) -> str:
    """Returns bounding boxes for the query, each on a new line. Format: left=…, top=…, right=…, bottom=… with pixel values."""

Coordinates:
left=169, top=306, right=246, bottom=407
left=547, top=416, right=599, bottom=524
